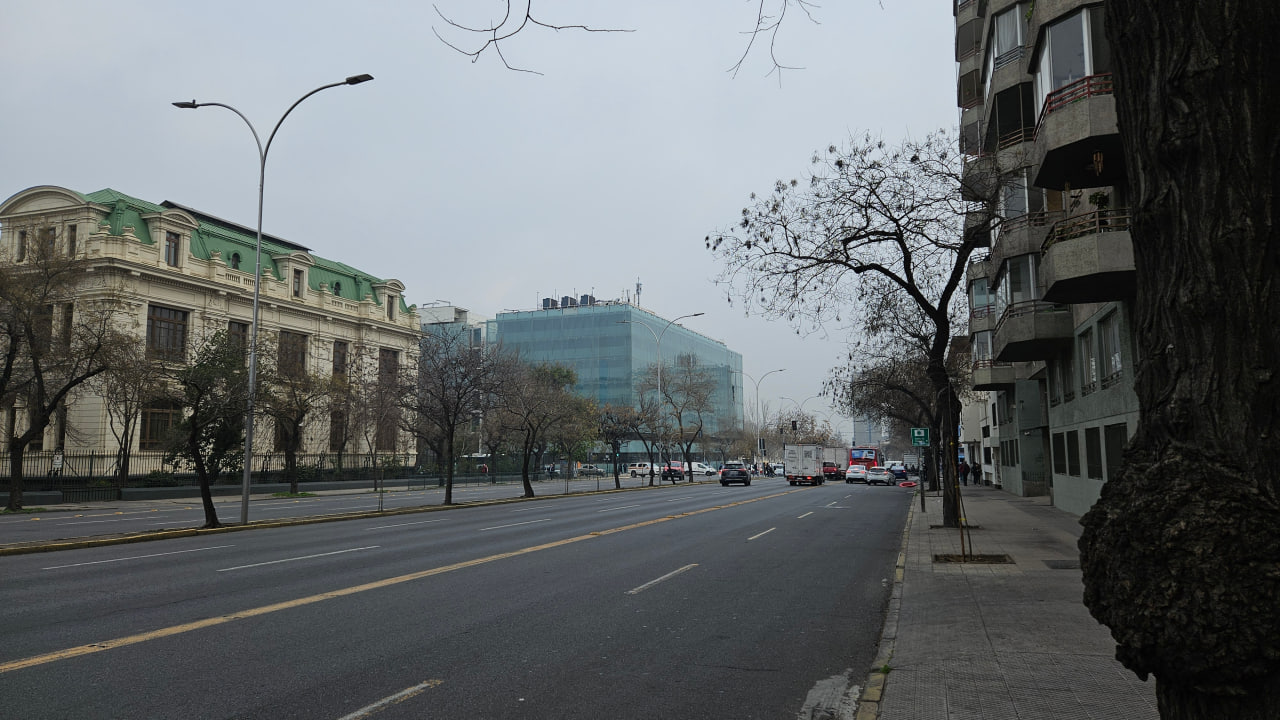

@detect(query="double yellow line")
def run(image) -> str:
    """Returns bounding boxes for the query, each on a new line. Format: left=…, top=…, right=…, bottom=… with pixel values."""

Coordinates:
left=2, top=489, right=801, bottom=674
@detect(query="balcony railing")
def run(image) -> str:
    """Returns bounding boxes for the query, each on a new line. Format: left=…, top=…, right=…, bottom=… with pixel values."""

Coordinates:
left=1042, top=209, right=1132, bottom=251
left=1000, top=210, right=1064, bottom=235
left=972, top=359, right=1013, bottom=370
left=1036, top=73, right=1115, bottom=136
left=996, top=125, right=1036, bottom=151
left=971, top=303, right=996, bottom=319
left=994, top=299, right=1070, bottom=334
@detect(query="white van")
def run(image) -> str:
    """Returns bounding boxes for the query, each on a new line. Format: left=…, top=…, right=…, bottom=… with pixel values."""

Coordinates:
left=689, top=462, right=717, bottom=476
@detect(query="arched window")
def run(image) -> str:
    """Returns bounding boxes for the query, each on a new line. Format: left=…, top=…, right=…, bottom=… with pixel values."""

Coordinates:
left=230, top=252, right=241, bottom=270
left=332, top=281, right=342, bottom=296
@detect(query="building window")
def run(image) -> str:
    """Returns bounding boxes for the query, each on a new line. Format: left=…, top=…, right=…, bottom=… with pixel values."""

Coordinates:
left=228, top=321, right=250, bottom=358
left=16, top=230, right=27, bottom=262
left=1104, top=423, right=1128, bottom=481
left=1052, top=432, right=1067, bottom=474
left=40, top=227, right=56, bottom=255
left=378, top=348, right=399, bottom=384
left=386, top=297, right=396, bottom=321
left=1099, top=312, right=1123, bottom=387
left=293, top=269, right=304, bottom=298
left=1066, top=430, right=1081, bottom=476
left=332, top=341, right=349, bottom=376
left=332, top=281, right=342, bottom=296
left=67, top=224, right=77, bottom=256
left=146, top=305, right=188, bottom=361
left=230, top=252, right=241, bottom=270
left=164, top=231, right=181, bottom=267
left=1085, top=427, right=1103, bottom=479
left=329, top=410, right=346, bottom=453
left=140, top=401, right=182, bottom=451
left=1034, top=7, right=1111, bottom=114
left=278, top=331, right=308, bottom=377
left=1079, top=328, right=1097, bottom=395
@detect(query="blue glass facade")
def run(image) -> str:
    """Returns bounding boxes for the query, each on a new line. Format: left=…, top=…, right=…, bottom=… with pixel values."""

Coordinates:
left=486, top=303, right=743, bottom=448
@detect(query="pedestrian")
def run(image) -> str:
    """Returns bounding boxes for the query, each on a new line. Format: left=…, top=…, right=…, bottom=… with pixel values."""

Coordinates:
left=958, top=460, right=970, bottom=486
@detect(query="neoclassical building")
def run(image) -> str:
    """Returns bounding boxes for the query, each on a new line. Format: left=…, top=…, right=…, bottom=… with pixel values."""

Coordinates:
left=0, top=185, right=421, bottom=462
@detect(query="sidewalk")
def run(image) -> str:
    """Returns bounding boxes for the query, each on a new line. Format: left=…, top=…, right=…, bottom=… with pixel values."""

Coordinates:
left=863, top=485, right=1158, bottom=720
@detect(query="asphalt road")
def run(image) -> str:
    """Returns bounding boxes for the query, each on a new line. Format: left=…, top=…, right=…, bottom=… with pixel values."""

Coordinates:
left=0, top=480, right=912, bottom=719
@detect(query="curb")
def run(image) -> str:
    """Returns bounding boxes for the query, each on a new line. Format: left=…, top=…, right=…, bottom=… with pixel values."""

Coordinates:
left=855, top=494, right=915, bottom=719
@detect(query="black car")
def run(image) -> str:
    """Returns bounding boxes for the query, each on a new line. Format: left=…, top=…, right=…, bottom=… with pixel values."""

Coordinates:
left=719, top=461, right=751, bottom=486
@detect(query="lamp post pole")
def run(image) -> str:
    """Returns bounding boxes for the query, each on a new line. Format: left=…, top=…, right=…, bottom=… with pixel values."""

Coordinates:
left=173, top=74, right=374, bottom=524
left=733, top=368, right=785, bottom=462
left=618, top=312, right=703, bottom=473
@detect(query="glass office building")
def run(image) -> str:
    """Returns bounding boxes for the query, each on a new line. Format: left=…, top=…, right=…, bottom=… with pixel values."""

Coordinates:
left=487, top=300, right=743, bottom=453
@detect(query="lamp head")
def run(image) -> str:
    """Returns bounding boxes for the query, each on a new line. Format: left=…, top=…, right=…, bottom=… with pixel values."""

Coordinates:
left=345, top=74, right=374, bottom=85
left=172, top=100, right=199, bottom=109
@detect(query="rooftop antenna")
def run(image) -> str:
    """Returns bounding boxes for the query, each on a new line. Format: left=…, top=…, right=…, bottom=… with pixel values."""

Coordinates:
left=636, top=277, right=642, bottom=307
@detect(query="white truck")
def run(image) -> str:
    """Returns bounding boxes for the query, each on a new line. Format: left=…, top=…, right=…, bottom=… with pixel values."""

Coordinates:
left=783, top=444, right=825, bottom=485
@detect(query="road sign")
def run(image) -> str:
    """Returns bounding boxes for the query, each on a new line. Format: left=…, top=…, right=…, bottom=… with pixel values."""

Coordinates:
left=910, top=428, right=930, bottom=446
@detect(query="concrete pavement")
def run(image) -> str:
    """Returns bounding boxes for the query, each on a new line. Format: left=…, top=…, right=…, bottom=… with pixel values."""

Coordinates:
left=859, top=484, right=1158, bottom=719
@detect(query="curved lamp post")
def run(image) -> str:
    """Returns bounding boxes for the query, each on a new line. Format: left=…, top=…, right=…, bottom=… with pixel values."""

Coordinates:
left=781, top=394, right=822, bottom=441
left=617, top=312, right=704, bottom=470
left=173, top=73, right=374, bottom=524
left=733, top=368, right=785, bottom=461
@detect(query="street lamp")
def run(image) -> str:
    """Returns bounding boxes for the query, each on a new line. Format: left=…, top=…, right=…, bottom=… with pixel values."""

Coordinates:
left=173, top=73, right=374, bottom=525
left=733, top=368, right=785, bottom=462
left=617, top=311, right=704, bottom=470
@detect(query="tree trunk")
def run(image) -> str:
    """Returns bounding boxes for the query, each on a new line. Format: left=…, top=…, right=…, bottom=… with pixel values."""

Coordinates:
left=1079, top=2, right=1280, bottom=716
left=444, top=428, right=455, bottom=505
left=188, top=432, right=220, bottom=529
left=520, top=442, right=535, bottom=498
left=6, top=441, right=26, bottom=511
left=285, top=442, right=299, bottom=495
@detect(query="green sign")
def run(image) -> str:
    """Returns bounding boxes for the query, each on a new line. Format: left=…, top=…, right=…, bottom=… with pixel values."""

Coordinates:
left=910, top=427, right=930, bottom=446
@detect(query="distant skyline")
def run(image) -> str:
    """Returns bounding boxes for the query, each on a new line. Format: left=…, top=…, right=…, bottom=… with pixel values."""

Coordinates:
left=0, top=1, right=957, bottom=434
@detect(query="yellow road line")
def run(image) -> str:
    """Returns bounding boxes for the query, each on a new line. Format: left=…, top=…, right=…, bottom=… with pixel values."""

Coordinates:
left=0, top=489, right=802, bottom=674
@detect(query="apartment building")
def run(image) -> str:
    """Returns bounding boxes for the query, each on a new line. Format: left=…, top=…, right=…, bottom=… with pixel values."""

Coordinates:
left=0, top=185, right=421, bottom=461
left=955, top=0, right=1139, bottom=516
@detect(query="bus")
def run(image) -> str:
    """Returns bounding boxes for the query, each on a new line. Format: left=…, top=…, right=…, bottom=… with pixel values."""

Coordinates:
left=848, top=447, right=881, bottom=472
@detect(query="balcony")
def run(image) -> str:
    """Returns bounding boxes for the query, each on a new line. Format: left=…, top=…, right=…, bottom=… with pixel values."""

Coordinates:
left=993, top=301, right=1074, bottom=361
left=990, top=211, right=1062, bottom=267
left=972, top=359, right=1016, bottom=390
left=969, top=302, right=997, bottom=334
left=1033, top=74, right=1124, bottom=190
left=961, top=154, right=996, bottom=201
left=1041, top=209, right=1136, bottom=303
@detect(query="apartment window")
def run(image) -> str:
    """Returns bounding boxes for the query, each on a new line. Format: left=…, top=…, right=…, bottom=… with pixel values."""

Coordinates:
left=1048, top=357, right=1062, bottom=406
left=66, top=224, right=77, bottom=256
left=995, top=254, right=1038, bottom=318
left=984, top=4, right=1029, bottom=97
left=278, top=331, right=308, bottom=377
left=1066, top=430, right=1081, bottom=476
left=332, top=340, right=349, bottom=376
left=329, top=410, right=347, bottom=453
left=970, top=277, right=992, bottom=317
left=1061, top=348, right=1076, bottom=402
left=1099, top=312, right=1123, bottom=387
left=1052, top=432, right=1067, bottom=474
left=1104, top=423, right=1128, bottom=481
left=164, top=231, right=181, bottom=267
left=140, top=401, right=182, bottom=451
left=146, top=305, right=188, bottom=361
left=228, top=321, right=250, bottom=358
left=1079, top=328, right=1097, bottom=395
left=1034, top=7, right=1112, bottom=112
left=1085, top=427, right=1103, bottom=479
left=293, top=269, right=304, bottom=298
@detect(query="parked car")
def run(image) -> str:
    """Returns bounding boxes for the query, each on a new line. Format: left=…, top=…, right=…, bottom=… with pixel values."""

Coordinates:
left=866, top=466, right=895, bottom=485
left=626, top=462, right=653, bottom=477
left=845, top=465, right=868, bottom=483
left=888, top=463, right=908, bottom=480
left=661, top=462, right=685, bottom=481
left=689, top=461, right=717, bottom=476
left=578, top=464, right=605, bottom=476
left=719, top=461, right=751, bottom=486
left=772, top=464, right=785, bottom=477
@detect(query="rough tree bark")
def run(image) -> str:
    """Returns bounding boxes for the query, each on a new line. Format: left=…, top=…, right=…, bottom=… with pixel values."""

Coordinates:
left=1079, top=3, right=1280, bottom=718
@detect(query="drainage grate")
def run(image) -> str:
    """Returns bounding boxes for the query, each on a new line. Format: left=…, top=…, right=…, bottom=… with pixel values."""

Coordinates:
left=932, top=553, right=1013, bottom=564
left=1043, top=559, right=1080, bottom=570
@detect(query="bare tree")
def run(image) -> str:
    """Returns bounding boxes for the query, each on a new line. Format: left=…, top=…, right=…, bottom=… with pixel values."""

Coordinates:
left=708, top=131, right=991, bottom=526
left=86, top=341, right=160, bottom=485
left=432, top=2, right=631, bottom=75
left=256, top=337, right=332, bottom=496
left=645, top=353, right=717, bottom=481
left=162, top=331, right=248, bottom=528
left=400, top=327, right=510, bottom=505
left=0, top=231, right=129, bottom=510
left=599, top=403, right=639, bottom=489
left=493, top=363, right=583, bottom=497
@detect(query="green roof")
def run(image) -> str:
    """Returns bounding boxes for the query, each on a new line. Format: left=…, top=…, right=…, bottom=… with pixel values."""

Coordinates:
left=80, top=188, right=410, bottom=311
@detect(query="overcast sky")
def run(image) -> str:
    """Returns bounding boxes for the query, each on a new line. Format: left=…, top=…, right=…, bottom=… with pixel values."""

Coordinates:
left=1, top=1, right=956, bottom=437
